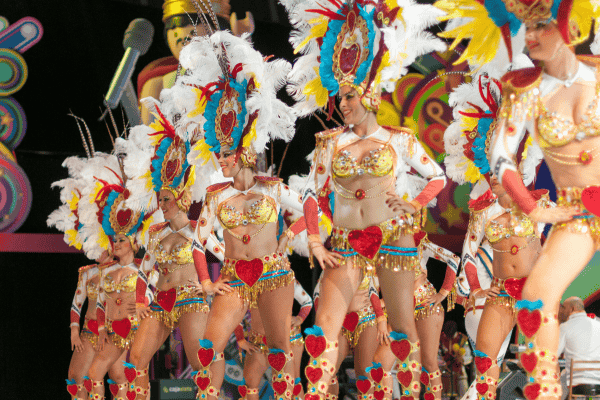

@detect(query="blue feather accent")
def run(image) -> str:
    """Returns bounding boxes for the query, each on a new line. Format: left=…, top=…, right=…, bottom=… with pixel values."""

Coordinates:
left=357, top=375, right=369, bottom=381
left=473, top=349, right=490, bottom=358
left=328, top=190, right=335, bottom=215
left=304, top=325, right=325, bottom=336
left=107, top=379, right=116, bottom=384
left=484, top=0, right=522, bottom=35
left=199, top=338, right=214, bottom=348
left=66, top=378, right=76, bottom=385
left=472, top=113, right=493, bottom=175
left=389, top=331, right=408, bottom=341
left=365, top=362, right=382, bottom=373
left=551, top=0, right=560, bottom=19
left=123, top=362, right=136, bottom=368
left=516, top=299, right=544, bottom=311
left=269, top=348, right=285, bottom=354
left=101, top=189, right=145, bottom=237
left=295, top=377, right=301, bottom=384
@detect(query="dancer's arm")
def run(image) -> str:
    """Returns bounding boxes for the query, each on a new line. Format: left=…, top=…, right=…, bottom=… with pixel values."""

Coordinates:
left=71, top=265, right=92, bottom=328
left=293, top=279, right=313, bottom=325
left=461, top=206, right=488, bottom=294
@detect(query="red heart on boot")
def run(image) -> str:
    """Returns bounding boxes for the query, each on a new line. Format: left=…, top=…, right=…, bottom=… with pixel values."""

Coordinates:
left=391, top=339, right=411, bottom=361
left=157, top=288, right=177, bottom=313
left=238, top=385, right=247, bottom=397
left=306, top=394, right=321, bottom=400
left=520, top=352, right=538, bottom=373
left=524, top=383, right=541, bottom=400
left=582, top=186, right=600, bottom=217
left=424, top=393, right=435, bottom=400
left=88, top=319, right=99, bottom=335
left=235, top=259, right=264, bottom=287
left=196, top=376, right=210, bottom=391
left=476, top=383, right=489, bottom=394
left=268, top=352, right=287, bottom=372
left=273, top=381, right=288, bottom=395
left=343, top=312, right=359, bottom=332
left=370, top=367, right=384, bottom=383
left=305, top=366, right=323, bottom=383
left=348, top=226, right=383, bottom=260
left=67, top=384, right=78, bottom=396
left=109, top=383, right=119, bottom=396
left=397, top=370, right=413, bottom=388
left=124, top=366, right=137, bottom=383
left=517, top=308, right=542, bottom=338
left=400, top=396, right=415, bottom=400
left=504, top=277, right=527, bottom=300
left=84, top=378, right=93, bottom=392
left=112, top=318, right=132, bottom=339
left=374, top=389, right=385, bottom=400
left=198, top=347, right=215, bottom=368
left=126, top=390, right=137, bottom=400
left=475, top=357, right=492, bottom=374
left=356, top=379, right=372, bottom=394
left=420, top=371, right=429, bottom=385
left=293, top=383, right=302, bottom=397
left=305, top=335, right=326, bottom=358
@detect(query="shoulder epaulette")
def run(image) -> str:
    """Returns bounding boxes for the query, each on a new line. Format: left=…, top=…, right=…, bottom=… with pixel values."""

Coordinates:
left=315, top=126, right=345, bottom=141
left=382, top=125, right=414, bottom=136
left=78, top=263, right=98, bottom=273
left=468, top=190, right=497, bottom=212
left=577, top=54, right=600, bottom=67
left=134, top=258, right=142, bottom=267
left=98, top=260, right=118, bottom=271
left=206, top=181, right=233, bottom=196
left=149, top=221, right=169, bottom=234
left=500, top=67, right=543, bottom=96
left=255, top=176, right=283, bottom=185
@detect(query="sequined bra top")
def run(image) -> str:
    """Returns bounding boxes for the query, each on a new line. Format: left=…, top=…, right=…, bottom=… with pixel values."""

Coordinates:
left=332, top=145, right=394, bottom=178
left=537, top=78, right=600, bottom=148
left=103, top=271, right=137, bottom=293
left=218, top=196, right=277, bottom=229
left=87, top=280, right=99, bottom=301
left=155, top=240, right=193, bottom=265
left=484, top=212, right=535, bottom=244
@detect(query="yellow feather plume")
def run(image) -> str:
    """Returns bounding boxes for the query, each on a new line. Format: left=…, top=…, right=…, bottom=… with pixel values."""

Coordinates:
left=303, top=68, right=329, bottom=107
left=193, top=140, right=213, bottom=166
left=188, top=88, right=208, bottom=118
left=295, top=16, right=329, bottom=54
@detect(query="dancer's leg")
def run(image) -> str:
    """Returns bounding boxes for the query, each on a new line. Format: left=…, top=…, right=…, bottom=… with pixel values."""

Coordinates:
left=416, top=310, right=444, bottom=400
left=67, top=336, right=96, bottom=399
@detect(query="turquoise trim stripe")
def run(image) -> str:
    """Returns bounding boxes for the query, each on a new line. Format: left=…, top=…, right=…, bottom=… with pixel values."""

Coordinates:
left=227, top=269, right=290, bottom=287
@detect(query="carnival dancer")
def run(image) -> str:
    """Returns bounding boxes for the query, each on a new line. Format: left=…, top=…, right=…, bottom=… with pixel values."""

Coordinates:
left=279, top=0, right=448, bottom=398
left=236, top=279, right=313, bottom=400
left=49, top=154, right=127, bottom=400
left=118, top=80, right=228, bottom=399
left=437, top=0, right=600, bottom=397
left=180, top=23, right=301, bottom=400
left=74, top=153, right=157, bottom=400
left=442, top=71, right=551, bottom=400
left=374, top=232, right=459, bottom=400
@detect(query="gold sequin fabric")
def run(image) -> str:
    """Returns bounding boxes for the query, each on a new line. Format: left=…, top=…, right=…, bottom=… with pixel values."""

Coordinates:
left=154, top=240, right=193, bottom=265
left=332, top=145, right=394, bottom=178
left=290, top=325, right=304, bottom=347
left=248, top=329, right=269, bottom=354
left=330, top=212, right=424, bottom=274
left=103, top=272, right=137, bottom=293
left=218, top=196, right=277, bottom=229
left=222, top=253, right=294, bottom=308
left=80, top=317, right=98, bottom=347
left=414, top=280, right=442, bottom=320
left=551, top=187, right=600, bottom=249
left=106, top=314, right=138, bottom=350
left=485, top=276, right=525, bottom=312
left=341, top=306, right=377, bottom=348
left=86, top=281, right=98, bottom=302
left=485, top=213, right=536, bottom=244
left=148, top=285, right=209, bottom=330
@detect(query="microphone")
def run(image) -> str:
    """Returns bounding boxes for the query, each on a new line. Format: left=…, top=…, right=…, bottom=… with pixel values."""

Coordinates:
left=104, top=18, right=154, bottom=110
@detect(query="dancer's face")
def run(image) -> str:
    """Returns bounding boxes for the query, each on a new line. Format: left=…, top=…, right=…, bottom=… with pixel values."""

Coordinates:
left=339, top=85, right=367, bottom=125
left=217, top=146, right=240, bottom=177
left=525, top=22, right=565, bottom=61
left=159, top=189, right=179, bottom=221
left=113, top=233, right=133, bottom=259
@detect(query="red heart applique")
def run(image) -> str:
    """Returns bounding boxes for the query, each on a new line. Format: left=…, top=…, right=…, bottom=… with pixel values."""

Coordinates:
left=343, top=312, right=359, bottom=332
left=305, top=366, right=323, bottom=383
left=582, top=186, right=600, bottom=217
left=369, top=367, right=384, bottom=383
left=348, top=226, right=383, bottom=260
left=293, top=383, right=302, bottom=397
left=391, top=339, right=411, bottom=361
left=238, top=385, right=247, bottom=397
left=196, top=376, right=210, bottom=391
left=165, top=159, right=181, bottom=181
left=157, top=288, right=177, bottom=313
left=475, top=356, right=492, bottom=375
left=476, top=383, right=489, bottom=395
left=305, top=335, right=326, bottom=358
left=420, top=371, right=429, bottom=385
left=124, top=367, right=136, bottom=383
left=88, top=319, right=99, bottom=335
left=83, top=378, right=93, bottom=392
left=397, top=370, right=413, bottom=388
left=356, top=379, right=372, bottom=394
left=111, top=318, right=132, bottom=339
left=273, top=381, right=288, bottom=395
left=504, top=277, right=527, bottom=300
left=339, top=44, right=361, bottom=75
left=235, top=259, right=264, bottom=287
left=126, top=390, right=137, bottom=400
left=109, top=383, right=119, bottom=396
left=424, top=393, right=435, bottom=400
left=306, top=394, right=321, bottom=400
left=517, top=308, right=542, bottom=338
left=520, top=352, right=538, bottom=373
left=116, top=209, right=132, bottom=228
left=220, top=110, right=237, bottom=137
left=268, top=352, right=287, bottom=372
left=374, top=389, right=385, bottom=400
left=67, top=384, right=78, bottom=396
left=198, top=347, right=215, bottom=368
left=523, top=383, right=541, bottom=400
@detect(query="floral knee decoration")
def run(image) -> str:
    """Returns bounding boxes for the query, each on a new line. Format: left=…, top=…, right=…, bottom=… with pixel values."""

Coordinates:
left=194, top=339, right=224, bottom=400
left=516, top=300, right=560, bottom=400
left=124, top=362, right=149, bottom=400
left=304, top=326, right=339, bottom=400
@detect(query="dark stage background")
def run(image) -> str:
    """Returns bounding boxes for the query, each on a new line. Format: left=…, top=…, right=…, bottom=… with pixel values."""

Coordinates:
left=0, top=1, right=465, bottom=398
